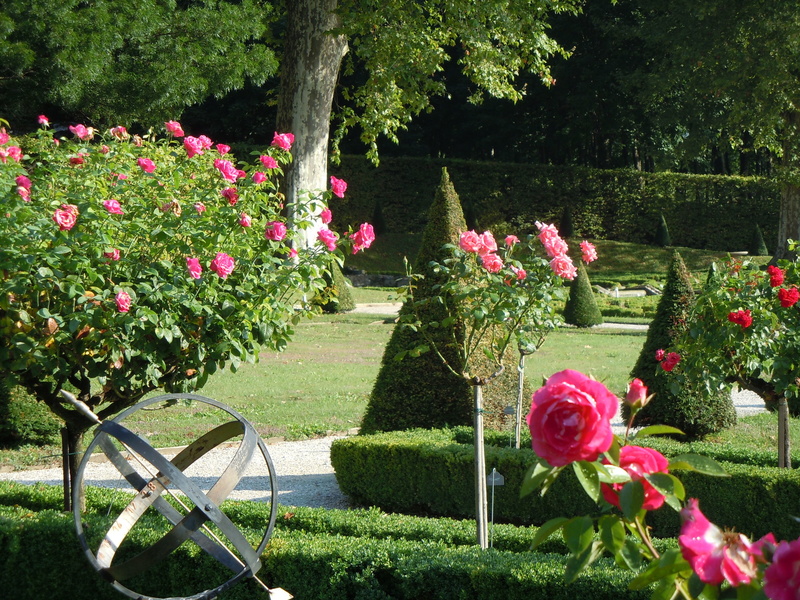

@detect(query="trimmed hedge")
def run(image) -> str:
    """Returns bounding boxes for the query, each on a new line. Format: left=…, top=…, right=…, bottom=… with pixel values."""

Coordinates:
left=331, top=428, right=800, bottom=541
left=0, top=482, right=652, bottom=600
left=331, top=156, right=779, bottom=253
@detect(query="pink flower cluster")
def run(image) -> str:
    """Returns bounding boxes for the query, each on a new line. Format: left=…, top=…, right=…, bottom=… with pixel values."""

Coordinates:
left=16, top=175, right=31, bottom=201
left=165, top=120, right=185, bottom=137
left=459, top=230, right=505, bottom=273
left=214, top=158, right=244, bottom=183
left=580, top=240, right=598, bottom=263
left=655, top=348, right=681, bottom=372
left=184, top=135, right=212, bottom=158
left=272, top=132, right=294, bottom=151
left=317, top=228, right=337, bottom=251
left=348, top=223, right=375, bottom=254
left=53, top=204, right=79, bottom=231
left=727, top=309, right=753, bottom=328
left=0, top=127, right=23, bottom=163
left=767, top=265, right=784, bottom=287
left=536, top=222, right=577, bottom=280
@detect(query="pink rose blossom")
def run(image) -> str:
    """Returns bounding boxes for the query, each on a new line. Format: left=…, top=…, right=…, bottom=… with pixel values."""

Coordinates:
left=69, top=124, right=92, bottom=140
left=526, top=369, right=617, bottom=467
left=536, top=221, right=569, bottom=258
left=679, top=498, right=765, bottom=586
left=220, top=187, right=239, bottom=205
left=15, top=175, right=31, bottom=190
left=478, top=231, right=498, bottom=256
left=17, top=187, right=30, bottom=201
left=661, top=352, right=681, bottom=372
left=625, top=378, right=649, bottom=408
left=103, top=199, right=124, bottom=215
left=194, top=202, right=206, bottom=214
left=216, top=143, right=231, bottom=155
left=549, top=254, right=577, bottom=280
left=0, top=128, right=8, bottom=145
left=259, top=155, right=278, bottom=169
left=481, top=253, right=504, bottom=273
left=184, top=136, right=204, bottom=158
left=252, top=171, right=267, bottom=184
left=198, top=135, right=213, bottom=149
left=115, top=291, right=131, bottom=313
left=459, top=230, right=482, bottom=253
left=52, top=138, right=60, bottom=146
left=601, top=446, right=669, bottom=510
left=165, top=121, right=185, bottom=137
left=210, top=252, right=235, bottom=279
left=655, top=349, right=666, bottom=362
left=764, top=538, right=800, bottom=600
left=103, top=249, right=121, bottom=261
left=214, top=158, right=239, bottom=183
left=320, top=208, right=332, bottom=224
left=137, top=157, right=156, bottom=173
left=239, top=212, right=252, bottom=227
left=53, top=205, right=78, bottom=230
left=69, top=153, right=86, bottom=166
left=100, top=145, right=110, bottom=154
left=288, top=248, right=298, bottom=259
left=264, top=221, right=287, bottom=241
left=109, top=126, right=128, bottom=141
left=510, top=265, right=527, bottom=280
left=505, top=235, right=519, bottom=247
left=38, top=115, right=50, bottom=126
left=330, top=176, right=347, bottom=198
left=580, top=240, right=598, bottom=263
left=317, top=228, right=337, bottom=251
left=349, top=223, right=375, bottom=254
left=272, top=132, right=294, bottom=150
left=186, top=257, right=203, bottom=279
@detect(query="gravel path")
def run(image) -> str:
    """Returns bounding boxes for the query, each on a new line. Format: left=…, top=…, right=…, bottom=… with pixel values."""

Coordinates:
left=0, top=390, right=765, bottom=510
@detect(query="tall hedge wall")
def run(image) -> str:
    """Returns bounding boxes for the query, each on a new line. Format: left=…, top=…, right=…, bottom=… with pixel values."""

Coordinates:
left=331, top=157, right=779, bottom=252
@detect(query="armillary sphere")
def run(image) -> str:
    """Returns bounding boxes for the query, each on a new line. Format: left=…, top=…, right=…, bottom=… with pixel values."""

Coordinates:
left=67, top=392, right=292, bottom=600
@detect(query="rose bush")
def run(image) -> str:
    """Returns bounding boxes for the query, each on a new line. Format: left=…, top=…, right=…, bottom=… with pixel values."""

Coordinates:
left=0, top=118, right=370, bottom=496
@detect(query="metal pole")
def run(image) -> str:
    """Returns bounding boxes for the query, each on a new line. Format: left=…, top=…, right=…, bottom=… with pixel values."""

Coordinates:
left=514, top=353, right=525, bottom=449
left=778, top=395, right=791, bottom=468
left=473, top=384, right=488, bottom=549
left=61, top=427, right=71, bottom=512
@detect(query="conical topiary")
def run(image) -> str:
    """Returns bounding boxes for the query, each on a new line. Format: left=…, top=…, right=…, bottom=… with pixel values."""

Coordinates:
left=313, top=258, right=356, bottom=313
left=655, top=213, right=672, bottom=247
left=624, top=251, right=736, bottom=438
left=749, top=224, right=769, bottom=256
left=371, top=200, right=387, bottom=236
left=560, top=205, right=575, bottom=239
left=360, top=168, right=524, bottom=434
left=563, top=262, right=603, bottom=327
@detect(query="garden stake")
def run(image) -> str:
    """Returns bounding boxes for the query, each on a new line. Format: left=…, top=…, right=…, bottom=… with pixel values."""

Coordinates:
left=779, top=395, right=791, bottom=468
left=472, top=382, right=489, bottom=549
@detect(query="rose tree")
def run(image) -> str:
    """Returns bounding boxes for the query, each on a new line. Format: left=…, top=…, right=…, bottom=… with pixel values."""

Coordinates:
left=0, top=120, right=367, bottom=498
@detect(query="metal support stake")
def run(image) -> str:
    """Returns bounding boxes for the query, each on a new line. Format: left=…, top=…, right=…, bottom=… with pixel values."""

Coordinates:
left=779, top=395, right=791, bottom=468
left=514, top=353, right=525, bottom=449
left=473, top=384, right=488, bottom=549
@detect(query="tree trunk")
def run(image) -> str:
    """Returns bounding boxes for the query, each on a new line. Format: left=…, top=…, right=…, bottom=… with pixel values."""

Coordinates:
left=63, top=420, right=87, bottom=512
left=774, top=110, right=800, bottom=261
left=277, top=0, right=348, bottom=248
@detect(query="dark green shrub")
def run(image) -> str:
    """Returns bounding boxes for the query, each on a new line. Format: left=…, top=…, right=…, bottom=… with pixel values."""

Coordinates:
left=625, top=251, right=736, bottom=438
left=563, top=262, right=603, bottom=327
left=654, top=213, right=672, bottom=247
left=0, top=383, right=61, bottom=446
left=312, top=257, right=356, bottom=313
left=749, top=223, right=769, bottom=256
left=360, top=168, right=523, bottom=434
left=371, top=199, right=387, bottom=236
left=559, top=205, right=574, bottom=238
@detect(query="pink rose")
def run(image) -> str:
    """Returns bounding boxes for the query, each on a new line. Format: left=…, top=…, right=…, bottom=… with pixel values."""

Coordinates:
left=272, top=132, right=294, bottom=150
left=109, top=126, right=128, bottom=141
left=186, top=257, right=203, bottom=279
left=625, top=378, right=649, bottom=408
left=526, top=369, right=617, bottom=467
left=165, top=120, right=185, bottom=137
left=100, top=145, right=110, bottom=154
left=536, top=221, right=569, bottom=258
left=601, top=445, right=669, bottom=510
left=549, top=254, right=577, bottom=280
left=17, top=186, right=30, bottom=202
left=661, top=352, right=681, bottom=372
left=349, top=223, right=375, bottom=254
left=655, top=349, right=665, bottom=361
left=184, top=136, right=204, bottom=158
left=198, top=135, right=213, bottom=149
left=38, top=115, right=50, bottom=126
left=764, top=538, right=800, bottom=600
left=194, top=202, right=206, bottom=214
left=115, top=290, right=132, bottom=313
left=7, top=146, right=22, bottom=162
left=259, top=155, right=278, bottom=169
left=320, top=208, right=332, bottom=224
left=103, top=199, right=124, bottom=215
left=239, top=212, right=252, bottom=227
left=580, top=240, right=598, bottom=263
left=459, top=230, right=482, bottom=253
left=137, top=157, right=156, bottom=173
left=0, top=128, right=8, bottom=145
left=317, top=228, right=337, bottom=251
left=214, top=158, right=239, bottom=183
left=510, top=265, right=527, bottom=280
left=679, top=498, right=763, bottom=586
left=264, top=221, right=287, bottom=241
left=505, top=235, right=519, bottom=247
left=69, top=124, right=92, bottom=140
left=15, top=175, right=31, bottom=190
left=252, top=171, right=267, bottom=184
left=220, top=187, right=239, bottom=205
left=53, top=206, right=78, bottom=231
left=330, top=176, right=347, bottom=198
left=288, top=247, right=298, bottom=259
left=104, top=249, right=121, bottom=261
left=481, top=253, right=503, bottom=273
left=210, top=252, right=235, bottom=279
left=478, top=231, right=498, bottom=256
left=216, top=143, right=231, bottom=155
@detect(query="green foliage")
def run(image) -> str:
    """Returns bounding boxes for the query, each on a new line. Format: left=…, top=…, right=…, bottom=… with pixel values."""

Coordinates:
left=330, top=156, right=779, bottom=252
left=626, top=251, right=736, bottom=437
left=0, top=385, right=60, bottom=446
left=749, top=223, right=769, bottom=256
left=654, top=213, right=671, bottom=247
left=313, top=258, right=356, bottom=313
left=563, top=263, right=603, bottom=327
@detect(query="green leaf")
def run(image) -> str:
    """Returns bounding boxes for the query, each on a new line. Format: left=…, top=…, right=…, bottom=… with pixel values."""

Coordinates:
left=633, top=424, right=685, bottom=438
left=594, top=462, right=631, bottom=484
left=619, top=480, right=644, bottom=521
left=598, top=515, right=625, bottom=554
left=520, top=461, right=561, bottom=498
left=563, top=515, right=594, bottom=554
left=629, top=549, right=691, bottom=590
left=669, top=454, right=728, bottom=477
left=564, top=540, right=604, bottom=584
left=529, top=517, right=568, bottom=550
left=646, top=472, right=686, bottom=510
left=572, top=461, right=601, bottom=502
left=617, top=537, right=642, bottom=571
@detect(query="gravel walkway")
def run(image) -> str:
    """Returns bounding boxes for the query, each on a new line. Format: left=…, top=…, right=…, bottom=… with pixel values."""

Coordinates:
left=0, top=390, right=765, bottom=510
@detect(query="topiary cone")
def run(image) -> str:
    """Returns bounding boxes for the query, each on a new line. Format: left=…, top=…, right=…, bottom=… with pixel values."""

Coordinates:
left=624, top=250, right=736, bottom=438
left=563, top=262, right=603, bottom=328
left=655, top=213, right=672, bottom=247
left=313, top=257, right=356, bottom=313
